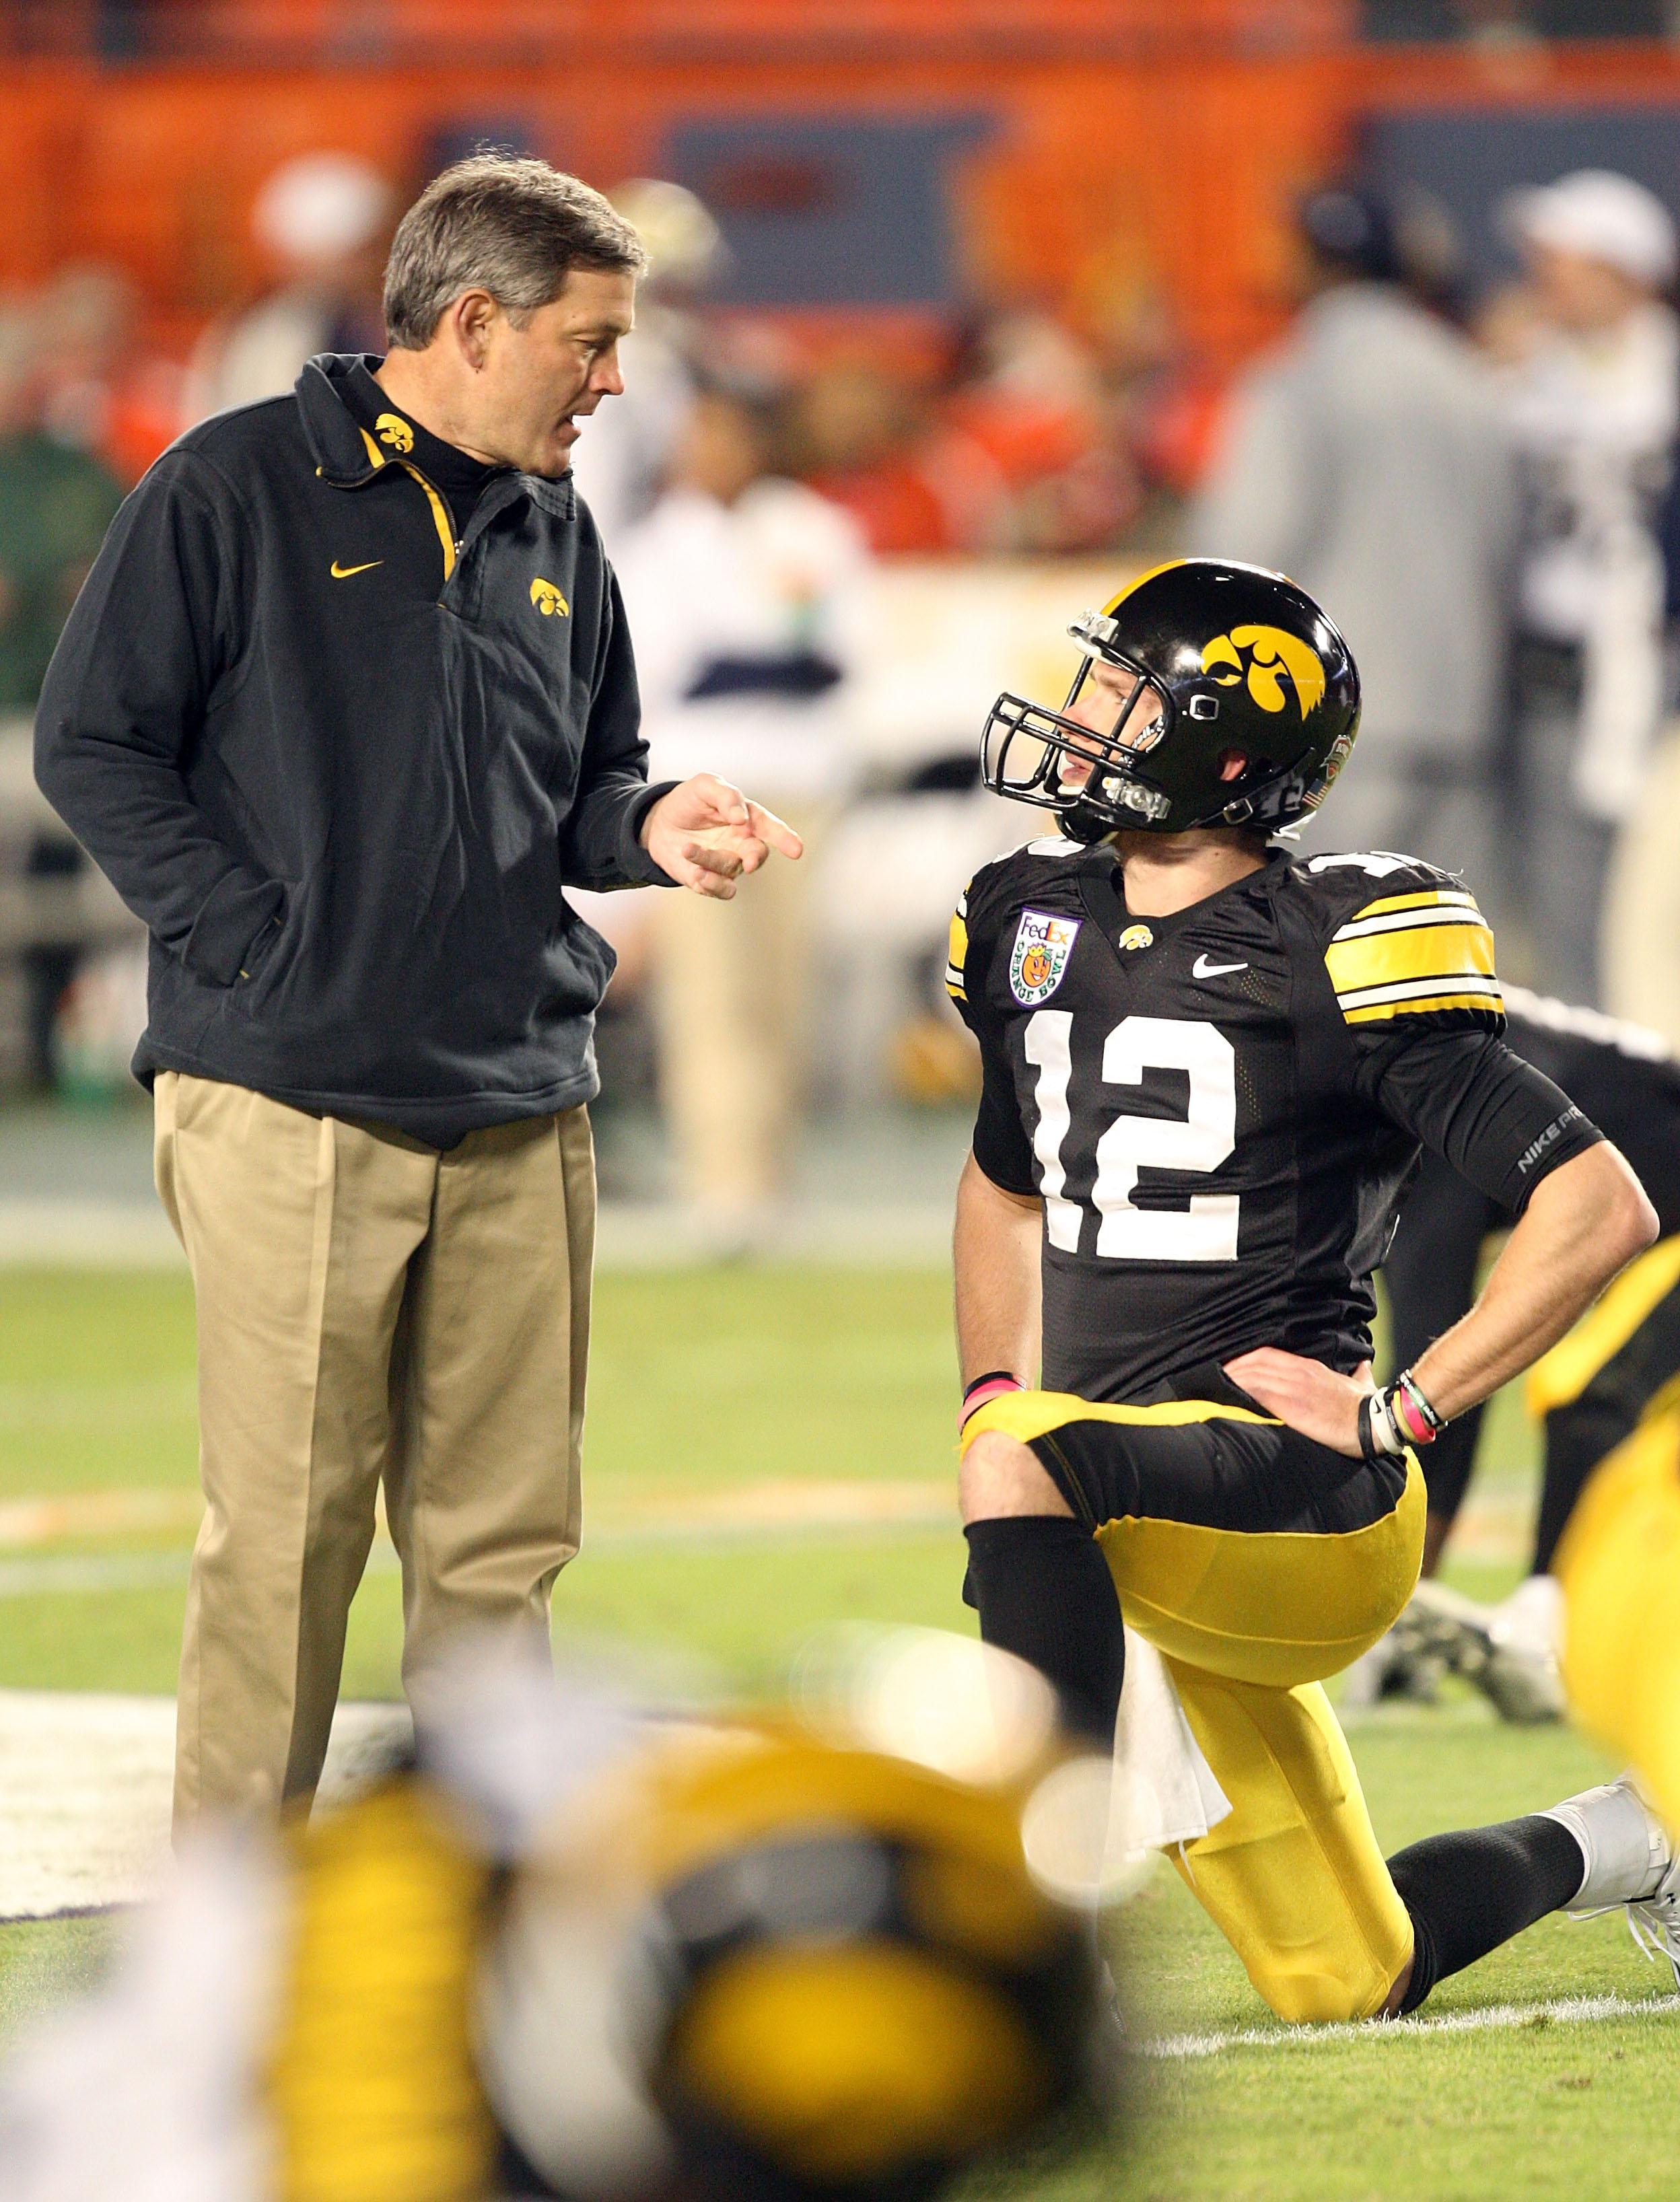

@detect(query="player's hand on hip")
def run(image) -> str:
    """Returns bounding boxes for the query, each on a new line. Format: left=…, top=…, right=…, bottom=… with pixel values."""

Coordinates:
left=640, top=773, right=804, bottom=900
left=1222, top=1346, right=1370, bottom=1460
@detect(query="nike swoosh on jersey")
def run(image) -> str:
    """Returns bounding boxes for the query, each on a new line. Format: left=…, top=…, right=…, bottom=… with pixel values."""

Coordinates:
left=1192, top=954, right=1249, bottom=979
left=330, top=559, right=383, bottom=579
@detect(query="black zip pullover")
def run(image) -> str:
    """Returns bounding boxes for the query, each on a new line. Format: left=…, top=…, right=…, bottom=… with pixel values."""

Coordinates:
left=35, top=354, right=673, bottom=1146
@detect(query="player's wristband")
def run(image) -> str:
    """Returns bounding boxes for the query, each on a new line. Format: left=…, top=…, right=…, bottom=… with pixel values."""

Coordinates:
left=1359, top=1378, right=1441, bottom=1462
left=1358, top=1388, right=1409, bottom=1462
left=1394, top=1370, right=1444, bottom=1440
left=960, top=1371, right=1024, bottom=1431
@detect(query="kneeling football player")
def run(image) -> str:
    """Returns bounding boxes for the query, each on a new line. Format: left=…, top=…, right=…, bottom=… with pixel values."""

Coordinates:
left=946, top=558, right=1679, bottom=2020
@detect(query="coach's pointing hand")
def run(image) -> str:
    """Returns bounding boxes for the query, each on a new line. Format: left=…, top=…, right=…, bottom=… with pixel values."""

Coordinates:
left=641, top=773, right=804, bottom=899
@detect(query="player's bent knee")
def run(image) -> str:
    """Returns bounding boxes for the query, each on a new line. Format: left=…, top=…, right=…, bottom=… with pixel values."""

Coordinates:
left=958, top=1431, right=1072, bottom=1524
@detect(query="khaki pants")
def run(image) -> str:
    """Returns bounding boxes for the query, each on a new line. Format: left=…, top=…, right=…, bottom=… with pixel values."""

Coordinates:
left=155, top=1072, right=595, bottom=1833
left=652, top=804, right=825, bottom=1217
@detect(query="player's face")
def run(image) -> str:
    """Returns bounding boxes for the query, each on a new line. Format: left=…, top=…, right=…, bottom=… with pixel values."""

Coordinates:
left=1056, top=658, right=1166, bottom=793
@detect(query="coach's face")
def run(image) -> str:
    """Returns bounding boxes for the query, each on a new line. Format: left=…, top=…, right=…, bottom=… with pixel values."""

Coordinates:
left=460, top=267, right=637, bottom=478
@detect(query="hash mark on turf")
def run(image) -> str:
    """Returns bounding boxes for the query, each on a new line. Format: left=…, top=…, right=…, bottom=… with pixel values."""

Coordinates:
left=1144, top=1991, right=1680, bottom=2057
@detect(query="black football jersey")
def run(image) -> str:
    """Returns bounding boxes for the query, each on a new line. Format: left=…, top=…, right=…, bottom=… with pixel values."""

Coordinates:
left=948, top=839, right=1603, bottom=1405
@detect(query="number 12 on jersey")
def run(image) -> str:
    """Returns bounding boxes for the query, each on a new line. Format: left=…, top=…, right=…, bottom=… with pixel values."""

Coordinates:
left=1024, top=1010, right=1240, bottom=1260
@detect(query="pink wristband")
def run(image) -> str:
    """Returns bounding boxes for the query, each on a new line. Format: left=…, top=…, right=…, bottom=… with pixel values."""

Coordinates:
left=959, top=1374, right=1024, bottom=1430
left=1392, top=1385, right=1435, bottom=1445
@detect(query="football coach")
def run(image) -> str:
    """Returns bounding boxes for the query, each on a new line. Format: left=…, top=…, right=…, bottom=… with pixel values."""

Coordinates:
left=34, top=156, right=800, bottom=1832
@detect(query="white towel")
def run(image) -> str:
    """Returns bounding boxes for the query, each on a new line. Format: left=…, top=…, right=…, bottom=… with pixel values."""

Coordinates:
left=1104, top=1629, right=1232, bottom=1876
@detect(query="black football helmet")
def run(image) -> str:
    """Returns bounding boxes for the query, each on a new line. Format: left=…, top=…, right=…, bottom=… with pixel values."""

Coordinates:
left=980, top=558, right=1360, bottom=840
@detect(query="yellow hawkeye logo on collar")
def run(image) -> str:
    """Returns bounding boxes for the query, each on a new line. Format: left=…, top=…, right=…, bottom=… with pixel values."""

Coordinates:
left=374, top=413, right=415, bottom=453
left=530, top=578, right=569, bottom=616
left=330, top=560, right=382, bottom=579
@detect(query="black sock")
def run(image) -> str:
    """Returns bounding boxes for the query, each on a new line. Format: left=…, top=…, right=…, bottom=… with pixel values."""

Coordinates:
left=961, top=1515, right=1125, bottom=1747
left=1387, top=1815, right=1586, bottom=2013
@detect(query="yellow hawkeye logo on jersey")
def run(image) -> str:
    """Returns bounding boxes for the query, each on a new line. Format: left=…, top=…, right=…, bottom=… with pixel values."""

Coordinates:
left=1010, top=909, right=1081, bottom=1005
left=374, top=413, right=415, bottom=453
left=1201, top=626, right=1326, bottom=719
left=1119, top=923, right=1154, bottom=952
left=530, top=577, right=569, bottom=616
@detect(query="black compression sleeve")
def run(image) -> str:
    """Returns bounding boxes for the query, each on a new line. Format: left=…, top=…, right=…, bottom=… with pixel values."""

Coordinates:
left=1382, top=1148, right=1504, bottom=1529
left=1357, top=1029, right=1603, bottom=1214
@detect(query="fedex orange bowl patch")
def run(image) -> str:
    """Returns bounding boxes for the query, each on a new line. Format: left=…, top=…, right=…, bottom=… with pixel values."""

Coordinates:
left=1009, top=909, right=1080, bottom=1006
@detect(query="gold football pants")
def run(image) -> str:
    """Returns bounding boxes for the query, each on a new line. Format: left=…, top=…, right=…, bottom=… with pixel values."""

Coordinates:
left=963, top=1390, right=1426, bottom=2022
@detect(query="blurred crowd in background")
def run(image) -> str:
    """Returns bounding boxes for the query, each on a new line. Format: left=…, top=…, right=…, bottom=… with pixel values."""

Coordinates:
left=6, top=130, right=1680, bottom=1225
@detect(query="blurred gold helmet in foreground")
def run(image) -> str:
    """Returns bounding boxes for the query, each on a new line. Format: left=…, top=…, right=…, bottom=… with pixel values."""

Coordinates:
left=0, top=1636, right=1117, bottom=2202
left=479, top=1662, right=1109, bottom=2202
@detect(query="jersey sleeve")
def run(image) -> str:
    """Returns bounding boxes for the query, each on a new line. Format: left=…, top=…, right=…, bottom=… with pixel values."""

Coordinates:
left=1356, top=1028, right=1603, bottom=1213
left=947, top=876, right=1037, bottom=1197
left=1306, top=856, right=1601, bottom=1209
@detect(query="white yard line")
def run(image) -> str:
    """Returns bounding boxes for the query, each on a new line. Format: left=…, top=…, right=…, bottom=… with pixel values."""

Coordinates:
left=0, top=1554, right=193, bottom=1597
left=1143, top=1989, right=1680, bottom=2058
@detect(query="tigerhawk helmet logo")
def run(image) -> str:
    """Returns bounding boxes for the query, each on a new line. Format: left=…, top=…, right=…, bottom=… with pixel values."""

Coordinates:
left=530, top=578, right=569, bottom=617
left=1201, top=626, right=1326, bottom=718
left=374, top=412, right=414, bottom=453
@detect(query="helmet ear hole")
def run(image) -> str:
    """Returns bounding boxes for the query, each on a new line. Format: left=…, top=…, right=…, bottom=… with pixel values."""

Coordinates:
left=1216, top=750, right=1250, bottom=784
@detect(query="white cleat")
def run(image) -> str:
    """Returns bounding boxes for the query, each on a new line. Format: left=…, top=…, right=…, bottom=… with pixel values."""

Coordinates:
left=1543, top=1773, right=1680, bottom=1989
left=1625, top=1871, right=1680, bottom=1991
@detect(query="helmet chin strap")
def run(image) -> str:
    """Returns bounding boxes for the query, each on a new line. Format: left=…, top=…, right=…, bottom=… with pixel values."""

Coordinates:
left=1056, top=796, right=1122, bottom=845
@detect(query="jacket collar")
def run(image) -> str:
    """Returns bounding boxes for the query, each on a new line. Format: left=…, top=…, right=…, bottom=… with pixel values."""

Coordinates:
left=295, top=353, right=577, bottom=522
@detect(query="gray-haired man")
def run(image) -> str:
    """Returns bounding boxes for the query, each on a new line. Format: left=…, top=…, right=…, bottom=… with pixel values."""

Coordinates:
left=36, top=156, right=800, bottom=1830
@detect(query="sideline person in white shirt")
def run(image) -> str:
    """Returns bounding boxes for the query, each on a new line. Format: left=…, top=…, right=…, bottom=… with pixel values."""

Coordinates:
left=1497, top=168, right=1679, bottom=1006
left=609, top=385, right=871, bottom=1226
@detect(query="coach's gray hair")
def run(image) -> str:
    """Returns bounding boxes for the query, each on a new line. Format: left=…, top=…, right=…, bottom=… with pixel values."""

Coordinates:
left=383, top=155, right=648, bottom=351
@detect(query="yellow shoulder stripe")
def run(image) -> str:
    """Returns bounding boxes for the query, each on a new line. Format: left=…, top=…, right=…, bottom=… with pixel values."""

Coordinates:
left=1342, top=889, right=1479, bottom=920
left=945, top=906, right=969, bottom=1003
left=1341, top=989, right=1504, bottom=1024
left=1527, top=1234, right=1680, bottom=1420
left=1328, top=920, right=1496, bottom=995
left=1327, top=894, right=1500, bottom=1024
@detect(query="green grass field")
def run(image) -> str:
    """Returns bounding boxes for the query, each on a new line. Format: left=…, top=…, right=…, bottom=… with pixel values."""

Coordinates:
left=0, top=1263, right=1675, bottom=2199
